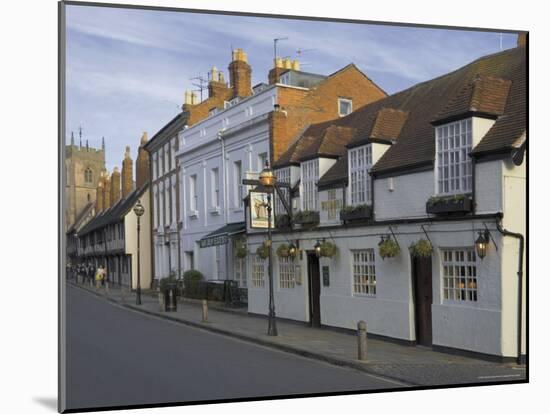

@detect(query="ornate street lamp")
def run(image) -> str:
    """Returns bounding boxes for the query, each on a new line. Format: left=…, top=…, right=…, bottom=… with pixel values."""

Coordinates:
left=259, top=161, right=278, bottom=336
left=475, top=229, right=490, bottom=260
left=288, top=242, right=297, bottom=258
left=133, top=199, right=145, bottom=305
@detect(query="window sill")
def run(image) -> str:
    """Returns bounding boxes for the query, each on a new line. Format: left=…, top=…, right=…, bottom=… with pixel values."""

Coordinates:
left=209, top=207, right=221, bottom=216
left=188, top=211, right=199, bottom=220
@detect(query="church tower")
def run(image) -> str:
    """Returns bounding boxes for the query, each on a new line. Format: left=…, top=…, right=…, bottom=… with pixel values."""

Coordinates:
left=65, top=129, right=106, bottom=229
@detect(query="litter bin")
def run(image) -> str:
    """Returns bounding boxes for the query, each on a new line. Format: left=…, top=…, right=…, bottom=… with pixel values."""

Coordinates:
left=164, top=283, right=178, bottom=312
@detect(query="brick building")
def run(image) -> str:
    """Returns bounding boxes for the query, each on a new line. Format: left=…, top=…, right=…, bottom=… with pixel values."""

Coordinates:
left=174, top=49, right=386, bottom=289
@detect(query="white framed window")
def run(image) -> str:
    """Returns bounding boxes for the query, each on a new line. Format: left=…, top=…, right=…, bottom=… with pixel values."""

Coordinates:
left=441, top=248, right=477, bottom=302
left=233, top=240, right=247, bottom=288
left=152, top=153, right=158, bottom=180
left=171, top=138, right=177, bottom=170
left=279, top=72, right=290, bottom=85
left=327, top=189, right=339, bottom=220
left=279, top=256, right=296, bottom=289
left=215, top=245, right=224, bottom=279
left=211, top=168, right=220, bottom=208
left=258, top=152, right=268, bottom=172
left=352, top=249, right=376, bottom=296
left=164, top=180, right=170, bottom=225
left=234, top=161, right=243, bottom=208
left=338, top=98, right=353, bottom=117
left=275, top=167, right=291, bottom=215
left=153, top=185, right=158, bottom=228
left=166, top=143, right=171, bottom=172
left=435, top=118, right=473, bottom=195
left=349, top=145, right=372, bottom=205
left=189, top=174, right=198, bottom=212
left=301, top=159, right=319, bottom=211
left=251, top=254, right=266, bottom=288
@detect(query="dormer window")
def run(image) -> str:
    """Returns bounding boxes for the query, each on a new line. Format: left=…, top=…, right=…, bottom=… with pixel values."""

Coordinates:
left=279, top=72, right=290, bottom=85
left=349, top=145, right=372, bottom=205
left=338, top=98, right=353, bottom=117
left=301, top=159, right=319, bottom=211
left=435, top=119, right=472, bottom=195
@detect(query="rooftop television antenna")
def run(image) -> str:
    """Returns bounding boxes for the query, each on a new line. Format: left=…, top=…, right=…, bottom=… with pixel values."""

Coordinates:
left=273, top=37, right=288, bottom=61
left=190, top=74, right=209, bottom=101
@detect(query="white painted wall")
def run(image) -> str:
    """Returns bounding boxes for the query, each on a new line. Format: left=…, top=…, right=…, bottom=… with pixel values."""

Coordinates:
left=374, top=170, right=434, bottom=220
left=124, top=188, right=152, bottom=290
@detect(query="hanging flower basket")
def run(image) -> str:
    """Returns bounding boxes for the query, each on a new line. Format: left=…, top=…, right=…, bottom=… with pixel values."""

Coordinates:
left=319, top=241, right=338, bottom=258
left=276, top=243, right=291, bottom=258
left=409, top=239, right=433, bottom=258
left=379, top=238, right=400, bottom=259
left=256, top=244, right=270, bottom=259
left=235, top=241, right=248, bottom=258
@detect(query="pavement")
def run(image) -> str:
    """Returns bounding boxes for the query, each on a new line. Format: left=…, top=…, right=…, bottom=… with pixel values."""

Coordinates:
left=68, top=279, right=527, bottom=387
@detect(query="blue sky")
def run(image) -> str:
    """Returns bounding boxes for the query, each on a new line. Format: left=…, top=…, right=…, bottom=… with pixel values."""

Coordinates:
left=65, top=4, right=518, bottom=172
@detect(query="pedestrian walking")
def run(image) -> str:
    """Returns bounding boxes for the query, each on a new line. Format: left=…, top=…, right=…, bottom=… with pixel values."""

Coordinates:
left=95, top=265, right=104, bottom=289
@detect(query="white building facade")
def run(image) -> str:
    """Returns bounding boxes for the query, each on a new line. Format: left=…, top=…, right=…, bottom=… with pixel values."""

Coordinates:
left=245, top=45, right=526, bottom=361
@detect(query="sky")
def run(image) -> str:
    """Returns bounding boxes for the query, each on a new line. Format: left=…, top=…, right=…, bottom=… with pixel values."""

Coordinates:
left=65, top=4, right=518, bottom=172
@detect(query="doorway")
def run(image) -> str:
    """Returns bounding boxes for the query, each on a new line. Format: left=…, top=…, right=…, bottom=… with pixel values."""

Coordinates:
left=412, top=256, right=433, bottom=346
left=307, top=252, right=321, bottom=327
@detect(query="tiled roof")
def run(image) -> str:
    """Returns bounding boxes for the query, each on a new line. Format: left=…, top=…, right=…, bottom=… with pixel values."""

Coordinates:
left=317, top=157, right=348, bottom=190
left=285, top=45, right=525, bottom=182
left=432, top=75, right=512, bottom=124
left=78, top=184, right=149, bottom=236
left=67, top=202, right=94, bottom=234
left=369, top=108, right=409, bottom=142
left=144, top=112, right=188, bottom=152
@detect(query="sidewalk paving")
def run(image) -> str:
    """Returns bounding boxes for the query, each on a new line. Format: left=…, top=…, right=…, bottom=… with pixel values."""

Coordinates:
left=69, top=280, right=527, bottom=387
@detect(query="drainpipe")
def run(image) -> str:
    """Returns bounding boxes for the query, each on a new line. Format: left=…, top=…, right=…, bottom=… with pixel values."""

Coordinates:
left=496, top=217, right=525, bottom=365
left=218, top=130, right=228, bottom=224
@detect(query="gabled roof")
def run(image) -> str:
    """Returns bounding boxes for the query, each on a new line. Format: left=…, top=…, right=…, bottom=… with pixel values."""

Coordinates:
left=282, top=45, right=525, bottom=184
left=274, top=121, right=356, bottom=167
left=318, top=157, right=348, bottom=190
left=432, top=75, right=512, bottom=125
left=67, top=202, right=95, bottom=234
left=78, top=184, right=149, bottom=236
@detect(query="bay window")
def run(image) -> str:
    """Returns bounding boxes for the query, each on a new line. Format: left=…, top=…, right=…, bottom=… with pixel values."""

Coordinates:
left=349, top=145, right=372, bottom=205
left=302, top=159, right=319, bottom=211
left=435, top=119, right=473, bottom=195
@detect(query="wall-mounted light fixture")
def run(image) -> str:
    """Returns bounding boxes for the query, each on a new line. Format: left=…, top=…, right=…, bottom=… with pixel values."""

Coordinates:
left=475, top=229, right=490, bottom=260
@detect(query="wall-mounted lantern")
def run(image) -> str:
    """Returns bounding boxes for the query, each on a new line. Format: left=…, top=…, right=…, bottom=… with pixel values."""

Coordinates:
left=475, top=230, right=490, bottom=260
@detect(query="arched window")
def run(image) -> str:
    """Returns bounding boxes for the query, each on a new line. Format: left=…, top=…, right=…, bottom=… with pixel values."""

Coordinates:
left=84, top=168, right=93, bottom=183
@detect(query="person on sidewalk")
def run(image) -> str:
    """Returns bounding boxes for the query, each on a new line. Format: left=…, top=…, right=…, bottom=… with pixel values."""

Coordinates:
left=95, top=265, right=104, bottom=289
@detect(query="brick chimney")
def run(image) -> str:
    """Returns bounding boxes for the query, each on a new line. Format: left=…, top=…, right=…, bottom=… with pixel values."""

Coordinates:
left=268, top=58, right=300, bottom=85
left=96, top=180, right=104, bottom=213
left=208, top=66, right=229, bottom=98
left=110, top=167, right=121, bottom=204
left=517, top=32, right=527, bottom=47
left=228, top=48, right=252, bottom=99
left=103, top=173, right=111, bottom=209
left=136, top=132, right=150, bottom=189
left=121, top=146, right=133, bottom=198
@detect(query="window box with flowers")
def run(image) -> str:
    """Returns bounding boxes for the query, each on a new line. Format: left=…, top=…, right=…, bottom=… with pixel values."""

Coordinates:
left=426, top=194, right=473, bottom=215
left=340, top=204, right=372, bottom=222
left=294, top=210, right=320, bottom=227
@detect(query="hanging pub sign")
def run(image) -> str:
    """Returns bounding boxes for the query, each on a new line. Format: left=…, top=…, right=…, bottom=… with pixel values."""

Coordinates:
left=249, top=190, right=274, bottom=229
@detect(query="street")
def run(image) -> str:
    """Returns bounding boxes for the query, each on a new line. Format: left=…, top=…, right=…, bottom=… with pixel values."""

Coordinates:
left=65, top=285, right=401, bottom=411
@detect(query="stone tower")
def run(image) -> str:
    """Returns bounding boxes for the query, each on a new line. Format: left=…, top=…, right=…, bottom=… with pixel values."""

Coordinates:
left=65, top=130, right=106, bottom=229
left=121, top=146, right=134, bottom=198
left=136, top=132, right=150, bottom=189
left=110, top=167, right=121, bottom=204
left=96, top=179, right=104, bottom=212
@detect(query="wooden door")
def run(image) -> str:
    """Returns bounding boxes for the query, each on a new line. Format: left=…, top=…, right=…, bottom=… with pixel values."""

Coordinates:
left=307, top=253, right=321, bottom=327
left=413, top=256, right=433, bottom=346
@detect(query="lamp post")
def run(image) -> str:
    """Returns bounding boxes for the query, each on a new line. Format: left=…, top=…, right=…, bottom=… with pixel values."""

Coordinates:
left=133, top=199, right=145, bottom=305
left=259, top=162, right=278, bottom=336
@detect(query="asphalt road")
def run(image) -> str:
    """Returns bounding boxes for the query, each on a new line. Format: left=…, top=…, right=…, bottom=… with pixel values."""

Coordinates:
left=65, top=285, right=401, bottom=411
